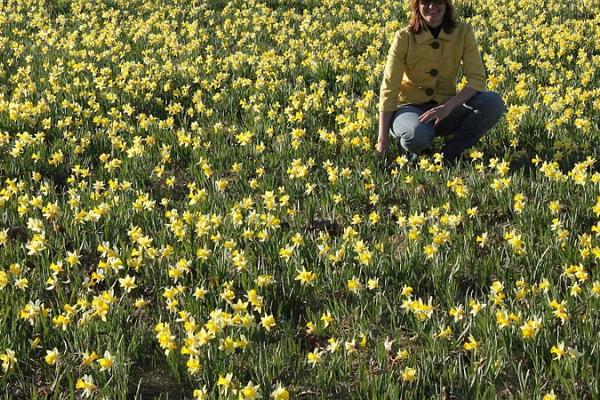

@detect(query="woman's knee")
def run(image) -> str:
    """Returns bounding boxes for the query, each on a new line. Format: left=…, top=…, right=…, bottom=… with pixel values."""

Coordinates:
left=471, top=91, right=506, bottom=117
left=400, top=123, right=434, bottom=153
left=390, top=108, right=420, bottom=139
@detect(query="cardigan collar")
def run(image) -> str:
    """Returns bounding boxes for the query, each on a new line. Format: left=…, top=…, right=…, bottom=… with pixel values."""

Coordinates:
left=414, top=26, right=458, bottom=44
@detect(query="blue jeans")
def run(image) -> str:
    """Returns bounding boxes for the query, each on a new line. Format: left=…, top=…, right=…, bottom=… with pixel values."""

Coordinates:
left=390, top=91, right=506, bottom=161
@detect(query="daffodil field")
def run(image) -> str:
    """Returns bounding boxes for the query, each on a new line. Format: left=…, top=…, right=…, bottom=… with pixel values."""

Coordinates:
left=1, top=0, right=599, bottom=398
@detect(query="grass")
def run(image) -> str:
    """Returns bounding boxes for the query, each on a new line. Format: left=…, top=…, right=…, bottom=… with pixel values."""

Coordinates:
left=0, top=0, right=599, bottom=399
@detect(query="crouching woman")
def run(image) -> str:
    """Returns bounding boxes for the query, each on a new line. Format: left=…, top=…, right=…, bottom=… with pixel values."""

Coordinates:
left=377, top=0, right=505, bottom=162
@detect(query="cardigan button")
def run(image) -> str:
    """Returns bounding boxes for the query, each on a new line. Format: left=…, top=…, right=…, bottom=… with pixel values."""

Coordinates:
left=431, top=41, right=440, bottom=49
left=425, top=88, right=434, bottom=96
left=429, top=69, right=439, bottom=77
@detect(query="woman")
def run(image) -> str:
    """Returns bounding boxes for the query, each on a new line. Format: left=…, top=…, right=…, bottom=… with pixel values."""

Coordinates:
left=377, top=0, right=505, bottom=163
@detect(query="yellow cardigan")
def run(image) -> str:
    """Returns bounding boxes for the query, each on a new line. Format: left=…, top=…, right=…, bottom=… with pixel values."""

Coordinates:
left=379, top=20, right=486, bottom=112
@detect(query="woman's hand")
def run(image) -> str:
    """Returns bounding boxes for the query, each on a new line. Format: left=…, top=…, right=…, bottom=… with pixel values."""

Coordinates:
left=420, top=87, right=480, bottom=127
left=376, top=135, right=390, bottom=156
left=377, top=111, right=394, bottom=157
left=418, top=103, right=453, bottom=127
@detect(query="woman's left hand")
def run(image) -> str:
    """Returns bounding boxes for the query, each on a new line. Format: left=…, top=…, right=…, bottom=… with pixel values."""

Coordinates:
left=418, top=103, right=453, bottom=127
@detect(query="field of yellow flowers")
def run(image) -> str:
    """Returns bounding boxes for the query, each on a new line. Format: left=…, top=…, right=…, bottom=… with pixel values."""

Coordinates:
left=1, top=0, right=599, bottom=398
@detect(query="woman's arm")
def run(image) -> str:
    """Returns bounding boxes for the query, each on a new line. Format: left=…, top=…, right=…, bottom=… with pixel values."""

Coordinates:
left=378, top=30, right=409, bottom=156
left=377, top=111, right=395, bottom=156
left=379, top=30, right=409, bottom=113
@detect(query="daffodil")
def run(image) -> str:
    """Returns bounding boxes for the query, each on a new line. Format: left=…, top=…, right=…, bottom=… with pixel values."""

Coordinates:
left=239, top=381, right=261, bottom=400
left=307, top=349, right=323, bottom=367
left=320, top=311, right=334, bottom=328
left=45, top=348, right=59, bottom=366
left=1, top=349, right=17, bottom=372
left=97, top=350, right=114, bottom=371
left=463, top=335, right=479, bottom=352
left=401, top=366, right=417, bottom=382
left=347, top=276, right=362, bottom=294
left=520, top=318, right=542, bottom=339
left=260, top=314, right=276, bottom=332
left=295, top=267, right=316, bottom=286
left=193, top=386, right=209, bottom=400
left=542, top=390, right=557, bottom=400
left=75, top=375, right=97, bottom=398
left=118, top=274, right=137, bottom=293
left=270, top=384, right=289, bottom=400
left=217, top=373, right=234, bottom=394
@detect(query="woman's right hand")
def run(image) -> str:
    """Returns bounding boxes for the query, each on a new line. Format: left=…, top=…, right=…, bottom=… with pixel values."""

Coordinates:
left=376, top=136, right=390, bottom=156
left=377, top=111, right=394, bottom=157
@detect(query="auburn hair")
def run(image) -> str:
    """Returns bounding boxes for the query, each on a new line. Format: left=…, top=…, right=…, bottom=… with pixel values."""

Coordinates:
left=409, top=0, right=457, bottom=34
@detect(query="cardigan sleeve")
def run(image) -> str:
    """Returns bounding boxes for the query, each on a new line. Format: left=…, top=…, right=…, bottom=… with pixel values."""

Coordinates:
left=461, top=23, right=486, bottom=92
left=379, top=29, right=409, bottom=112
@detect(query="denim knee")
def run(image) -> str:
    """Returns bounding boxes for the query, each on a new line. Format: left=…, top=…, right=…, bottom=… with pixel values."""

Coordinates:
left=400, top=123, right=434, bottom=153
left=472, top=91, right=506, bottom=118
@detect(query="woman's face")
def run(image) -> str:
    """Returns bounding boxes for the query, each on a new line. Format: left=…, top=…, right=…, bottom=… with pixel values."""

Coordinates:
left=419, top=0, right=446, bottom=28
